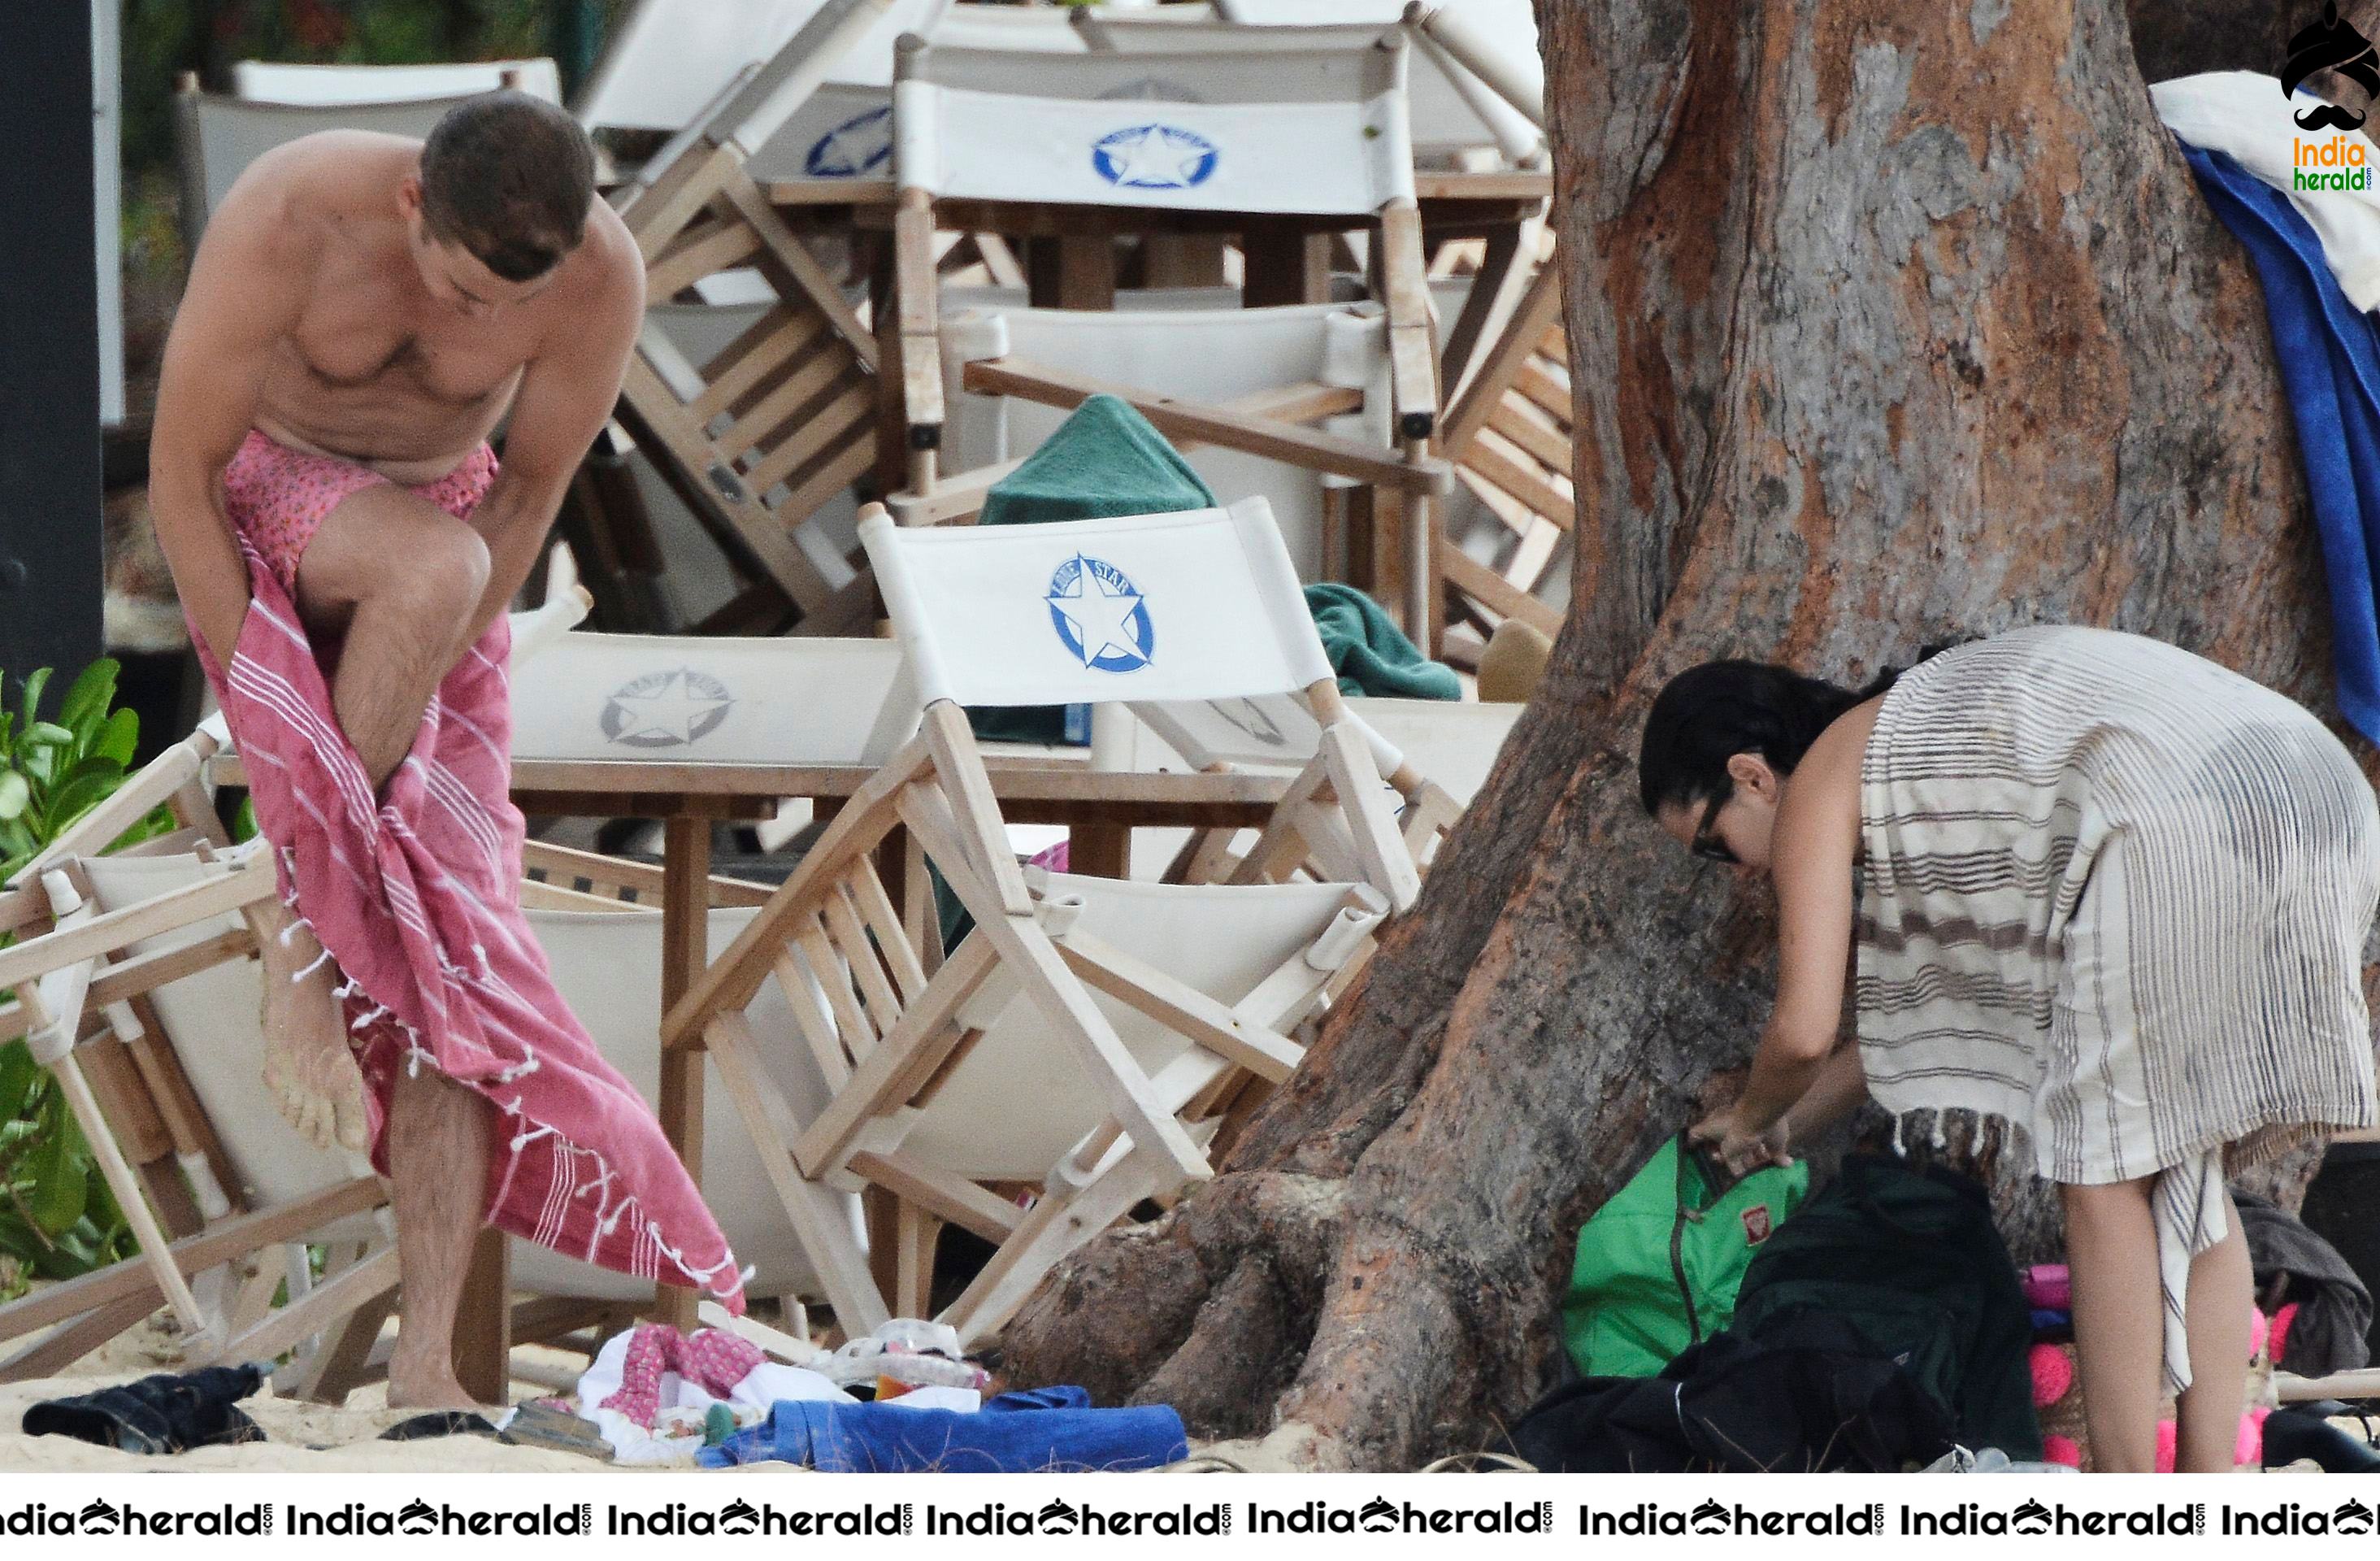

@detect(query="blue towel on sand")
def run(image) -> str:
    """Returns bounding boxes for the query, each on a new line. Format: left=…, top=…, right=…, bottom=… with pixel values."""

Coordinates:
left=694, top=1385, right=1188, bottom=1472
left=2178, top=142, right=2380, bottom=743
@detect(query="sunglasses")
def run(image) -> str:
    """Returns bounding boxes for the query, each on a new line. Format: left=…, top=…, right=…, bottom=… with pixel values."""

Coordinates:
left=1692, top=794, right=1738, bottom=864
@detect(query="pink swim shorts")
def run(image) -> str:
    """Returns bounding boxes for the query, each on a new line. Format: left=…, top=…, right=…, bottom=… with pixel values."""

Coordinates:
left=220, top=431, right=499, bottom=594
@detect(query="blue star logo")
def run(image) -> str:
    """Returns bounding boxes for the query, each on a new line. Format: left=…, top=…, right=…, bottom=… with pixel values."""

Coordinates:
left=1047, top=555, right=1154, bottom=673
left=1090, top=124, right=1218, bottom=190
left=806, top=104, right=892, bottom=178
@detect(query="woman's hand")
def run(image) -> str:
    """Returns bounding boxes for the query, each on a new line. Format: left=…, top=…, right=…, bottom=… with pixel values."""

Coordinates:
left=1689, top=1106, right=1794, bottom=1183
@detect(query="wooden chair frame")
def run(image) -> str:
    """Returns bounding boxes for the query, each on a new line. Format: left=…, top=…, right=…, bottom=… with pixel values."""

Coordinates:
left=662, top=696, right=1389, bottom=1341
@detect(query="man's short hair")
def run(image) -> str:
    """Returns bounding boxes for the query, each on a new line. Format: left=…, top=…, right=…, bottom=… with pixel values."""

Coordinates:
left=419, top=90, right=596, bottom=283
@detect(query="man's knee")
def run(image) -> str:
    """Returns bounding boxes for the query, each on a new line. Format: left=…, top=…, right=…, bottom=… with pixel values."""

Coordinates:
left=395, top=525, right=491, bottom=615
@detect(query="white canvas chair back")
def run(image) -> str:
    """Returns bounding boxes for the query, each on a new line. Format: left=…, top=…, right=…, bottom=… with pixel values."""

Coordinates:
left=939, top=298, right=1391, bottom=580
left=506, top=631, right=919, bottom=767
left=886, top=870, right=1362, bottom=1181
left=175, top=90, right=484, bottom=240
left=892, top=30, right=1415, bottom=218
left=581, top=0, right=875, bottom=134
left=1071, top=13, right=1540, bottom=168
left=867, top=498, right=1331, bottom=711
left=77, top=852, right=846, bottom=1304
left=232, top=58, right=561, bottom=105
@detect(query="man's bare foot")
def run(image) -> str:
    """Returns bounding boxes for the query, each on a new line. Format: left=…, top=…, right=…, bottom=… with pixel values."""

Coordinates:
left=386, top=1346, right=497, bottom=1412
left=255, top=898, right=372, bottom=1153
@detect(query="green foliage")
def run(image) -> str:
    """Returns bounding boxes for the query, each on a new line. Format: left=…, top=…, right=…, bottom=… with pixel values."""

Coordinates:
left=0, top=660, right=173, bottom=1301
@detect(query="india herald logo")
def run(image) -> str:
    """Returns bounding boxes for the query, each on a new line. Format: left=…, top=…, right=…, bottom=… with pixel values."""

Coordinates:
left=806, top=103, right=893, bottom=177
left=1047, top=554, right=1154, bottom=673
left=601, top=668, right=735, bottom=747
left=1090, top=124, right=1218, bottom=189
left=2286, top=2, right=2380, bottom=131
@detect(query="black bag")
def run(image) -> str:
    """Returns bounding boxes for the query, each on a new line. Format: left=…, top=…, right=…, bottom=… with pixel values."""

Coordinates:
left=1509, top=1311, right=1955, bottom=1472
left=1509, top=1154, right=2039, bottom=1471
left=1730, top=1154, right=2039, bottom=1458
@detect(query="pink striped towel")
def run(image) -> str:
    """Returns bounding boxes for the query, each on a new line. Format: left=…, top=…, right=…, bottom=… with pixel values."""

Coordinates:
left=192, top=550, right=744, bottom=1310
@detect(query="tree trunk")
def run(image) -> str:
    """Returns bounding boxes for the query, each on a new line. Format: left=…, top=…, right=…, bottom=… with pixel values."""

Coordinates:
left=1001, top=0, right=2362, bottom=1469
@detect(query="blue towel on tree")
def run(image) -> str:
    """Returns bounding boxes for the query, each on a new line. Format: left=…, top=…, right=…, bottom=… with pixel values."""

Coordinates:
left=694, top=1385, right=1188, bottom=1472
left=2178, top=142, right=2380, bottom=743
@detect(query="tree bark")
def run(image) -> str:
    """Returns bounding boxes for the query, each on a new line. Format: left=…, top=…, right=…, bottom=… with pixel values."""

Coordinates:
left=1001, top=0, right=2361, bottom=1469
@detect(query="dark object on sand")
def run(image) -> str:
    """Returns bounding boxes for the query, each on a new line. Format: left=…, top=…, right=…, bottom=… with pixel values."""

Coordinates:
left=22, top=1363, right=267, bottom=1455
left=2300, top=1141, right=2380, bottom=1370
left=379, top=1411, right=499, bottom=1441
left=2239, top=1185, right=2374, bottom=1376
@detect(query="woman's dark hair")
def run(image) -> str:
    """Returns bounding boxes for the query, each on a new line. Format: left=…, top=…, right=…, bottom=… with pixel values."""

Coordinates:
left=1636, top=659, right=1904, bottom=817
left=419, top=91, right=596, bottom=282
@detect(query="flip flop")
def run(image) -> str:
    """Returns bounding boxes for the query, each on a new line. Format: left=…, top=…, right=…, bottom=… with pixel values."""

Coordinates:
left=496, top=1402, right=614, bottom=1462
left=379, top=1411, right=499, bottom=1441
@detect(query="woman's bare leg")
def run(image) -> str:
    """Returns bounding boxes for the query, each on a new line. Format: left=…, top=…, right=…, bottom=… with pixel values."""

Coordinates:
left=2063, top=1178, right=2161, bottom=1471
left=2174, top=1189, right=2252, bottom=1473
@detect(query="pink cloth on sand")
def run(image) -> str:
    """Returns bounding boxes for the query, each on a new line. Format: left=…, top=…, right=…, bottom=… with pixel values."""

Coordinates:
left=197, top=431, right=744, bottom=1309
left=599, top=1324, right=768, bottom=1429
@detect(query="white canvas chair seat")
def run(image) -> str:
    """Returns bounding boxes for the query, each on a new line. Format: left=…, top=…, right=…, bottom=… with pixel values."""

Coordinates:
left=233, top=58, right=562, bottom=106
left=79, top=853, right=389, bottom=1251
left=665, top=496, right=1414, bottom=1343
left=928, top=296, right=1393, bottom=578
left=1127, top=692, right=1518, bottom=884
left=894, top=870, right=1362, bottom=1179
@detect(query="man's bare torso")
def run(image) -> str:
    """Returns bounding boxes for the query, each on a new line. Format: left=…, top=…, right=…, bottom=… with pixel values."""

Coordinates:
left=242, top=133, right=605, bottom=483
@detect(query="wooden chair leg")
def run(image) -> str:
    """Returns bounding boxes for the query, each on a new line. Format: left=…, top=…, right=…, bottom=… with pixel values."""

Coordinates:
left=289, top=1284, right=397, bottom=1405
left=938, top=1150, right=1170, bottom=1347
left=452, top=1228, right=513, bottom=1405
left=894, top=1202, right=943, bottom=1322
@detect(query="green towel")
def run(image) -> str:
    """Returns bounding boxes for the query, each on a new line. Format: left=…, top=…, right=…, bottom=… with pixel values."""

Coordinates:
left=979, top=393, right=1217, bottom=528
left=969, top=395, right=1219, bottom=744
left=1303, top=581, right=1461, bottom=701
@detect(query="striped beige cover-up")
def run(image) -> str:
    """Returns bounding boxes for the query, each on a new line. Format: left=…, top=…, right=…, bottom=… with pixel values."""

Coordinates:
left=1857, top=626, right=2380, bottom=1392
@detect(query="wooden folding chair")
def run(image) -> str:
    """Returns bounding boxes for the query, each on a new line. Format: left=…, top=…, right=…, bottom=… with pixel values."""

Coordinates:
left=884, top=24, right=1453, bottom=637
left=662, top=497, right=1409, bottom=1343
left=1435, top=258, right=1569, bottom=650
left=1398, top=0, right=1569, bottom=654
left=606, top=0, right=905, bottom=637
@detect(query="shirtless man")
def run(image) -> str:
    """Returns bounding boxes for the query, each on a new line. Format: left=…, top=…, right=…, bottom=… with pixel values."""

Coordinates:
left=149, top=93, right=641, bottom=1408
